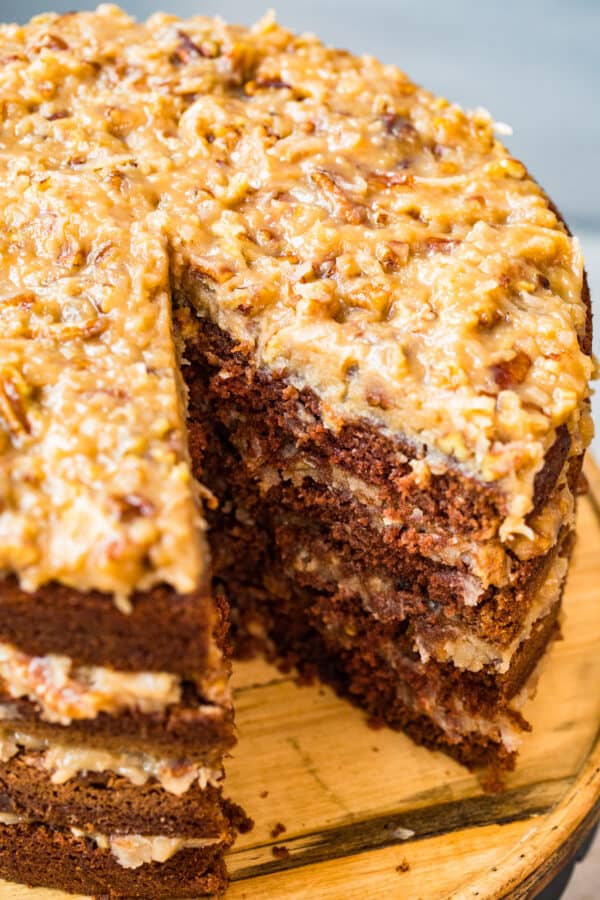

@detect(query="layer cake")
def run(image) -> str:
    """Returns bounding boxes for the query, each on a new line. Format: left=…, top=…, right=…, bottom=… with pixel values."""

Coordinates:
left=0, top=5, right=593, bottom=897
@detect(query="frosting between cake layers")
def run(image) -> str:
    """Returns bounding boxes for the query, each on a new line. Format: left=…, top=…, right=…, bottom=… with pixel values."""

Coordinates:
left=254, top=451, right=575, bottom=588
left=0, top=814, right=221, bottom=869
left=0, top=641, right=181, bottom=724
left=414, top=552, right=567, bottom=673
left=0, top=730, right=222, bottom=794
left=73, top=830, right=222, bottom=869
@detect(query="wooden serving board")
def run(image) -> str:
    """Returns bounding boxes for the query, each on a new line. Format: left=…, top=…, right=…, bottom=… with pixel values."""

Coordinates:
left=2, top=459, right=599, bottom=900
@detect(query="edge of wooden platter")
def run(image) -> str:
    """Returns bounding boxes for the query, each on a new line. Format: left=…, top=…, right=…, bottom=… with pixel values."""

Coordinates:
left=480, top=455, right=600, bottom=899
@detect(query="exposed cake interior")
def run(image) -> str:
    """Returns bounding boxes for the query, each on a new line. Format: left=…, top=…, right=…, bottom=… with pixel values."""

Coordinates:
left=177, top=311, right=581, bottom=771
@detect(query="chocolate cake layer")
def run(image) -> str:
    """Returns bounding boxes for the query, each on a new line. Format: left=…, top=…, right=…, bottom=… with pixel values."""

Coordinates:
left=0, top=821, right=229, bottom=899
left=0, top=696, right=234, bottom=759
left=0, top=757, right=230, bottom=837
left=208, top=459, right=571, bottom=639
left=0, top=580, right=218, bottom=676
left=209, top=484, right=569, bottom=653
left=212, top=392, right=575, bottom=589
left=269, top=528, right=570, bottom=672
left=186, top=371, right=574, bottom=652
left=227, top=555, right=562, bottom=706
left=178, top=308, right=580, bottom=547
left=226, top=572, right=560, bottom=768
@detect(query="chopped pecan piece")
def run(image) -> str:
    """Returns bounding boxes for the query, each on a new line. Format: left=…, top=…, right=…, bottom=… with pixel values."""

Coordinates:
left=221, top=42, right=258, bottom=86
left=491, top=351, right=531, bottom=390
left=477, top=309, right=503, bottom=330
left=244, top=77, right=291, bottom=95
left=310, top=170, right=364, bottom=225
left=171, top=30, right=215, bottom=64
left=486, top=157, right=527, bottom=179
left=32, top=33, right=69, bottom=52
left=105, top=170, right=126, bottom=193
left=0, top=378, right=30, bottom=439
left=116, top=493, right=156, bottom=520
left=88, top=241, right=114, bottom=265
left=190, top=259, right=234, bottom=285
left=382, top=113, right=417, bottom=139
left=317, top=257, right=336, bottom=277
left=80, top=386, right=129, bottom=402
left=0, top=291, right=36, bottom=310
left=33, top=318, right=107, bottom=342
left=376, top=241, right=409, bottom=271
left=366, top=386, right=392, bottom=410
left=413, top=237, right=461, bottom=256
left=103, top=105, right=136, bottom=138
left=367, top=171, right=414, bottom=189
left=57, top=240, right=86, bottom=270
left=538, top=274, right=551, bottom=290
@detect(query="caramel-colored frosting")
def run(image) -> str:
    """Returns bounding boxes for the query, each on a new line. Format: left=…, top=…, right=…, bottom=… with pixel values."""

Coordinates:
left=0, top=641, right=181, bottom=724
left=0, top=729, right=222, bottom=794
left=0, top=6, right=592, bottom=595
left=70, top=828, right=221, bottom=869
left=0, top=814, right=222, bottom=868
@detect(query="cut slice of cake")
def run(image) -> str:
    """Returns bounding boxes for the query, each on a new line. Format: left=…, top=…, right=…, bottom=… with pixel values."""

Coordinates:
left=0, top=14, right=249, bottom=894
left=0, top=593, right=244, bottom=898
left=0, top=5, right=593, bottom=897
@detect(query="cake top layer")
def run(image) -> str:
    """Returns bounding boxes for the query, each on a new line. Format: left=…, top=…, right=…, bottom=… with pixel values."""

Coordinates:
left=0, top=5, right=592, bottom=595
left=0, top=7, right=212, bottom=600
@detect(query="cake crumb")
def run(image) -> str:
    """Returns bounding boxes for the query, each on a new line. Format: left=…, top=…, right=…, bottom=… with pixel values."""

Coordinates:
left=270, top=822, right=286, bottom=839
left=259, top=790, right=269, bottom=799
left=396, top=859, right=410, bottom=873
left=367, top=715, right=385, bottom=730
left=272, top=845, right=290, bottom=859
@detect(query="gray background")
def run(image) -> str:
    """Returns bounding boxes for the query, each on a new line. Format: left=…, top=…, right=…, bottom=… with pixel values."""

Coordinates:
left=0, top=2, right=598, bottom=896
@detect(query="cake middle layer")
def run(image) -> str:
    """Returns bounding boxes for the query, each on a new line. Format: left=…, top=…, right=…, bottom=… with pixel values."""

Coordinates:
left=180, top=306, right=581, bottom=771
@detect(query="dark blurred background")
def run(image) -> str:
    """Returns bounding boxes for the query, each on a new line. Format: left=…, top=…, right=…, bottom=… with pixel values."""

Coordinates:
left=1, top=1, right=598, bottom=457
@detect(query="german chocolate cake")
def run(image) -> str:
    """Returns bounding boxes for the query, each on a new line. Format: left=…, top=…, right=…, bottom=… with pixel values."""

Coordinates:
left=0, top=5, right=593, bottom=897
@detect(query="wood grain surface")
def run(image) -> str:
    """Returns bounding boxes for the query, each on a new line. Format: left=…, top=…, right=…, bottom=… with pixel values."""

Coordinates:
left=1, top=459, right=599, bottom=900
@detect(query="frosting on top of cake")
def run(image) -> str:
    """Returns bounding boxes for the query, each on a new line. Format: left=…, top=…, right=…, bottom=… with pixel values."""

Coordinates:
left=0, top=5, right=592, bottom=594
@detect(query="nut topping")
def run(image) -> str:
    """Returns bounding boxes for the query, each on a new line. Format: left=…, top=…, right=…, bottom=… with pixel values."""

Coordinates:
left=310, top=170, right=364, bottom=225
left=491, top=352, right=532, bottom=390
left=0, top=377, right=31, bottom=441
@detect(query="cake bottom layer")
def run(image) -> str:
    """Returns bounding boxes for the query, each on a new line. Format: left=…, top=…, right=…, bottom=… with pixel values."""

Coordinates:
left=225, top=571, right=561, bottom=777
left=0, top=751, right=231, bottom=836
left=0, top=820, right=228, bottom=899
